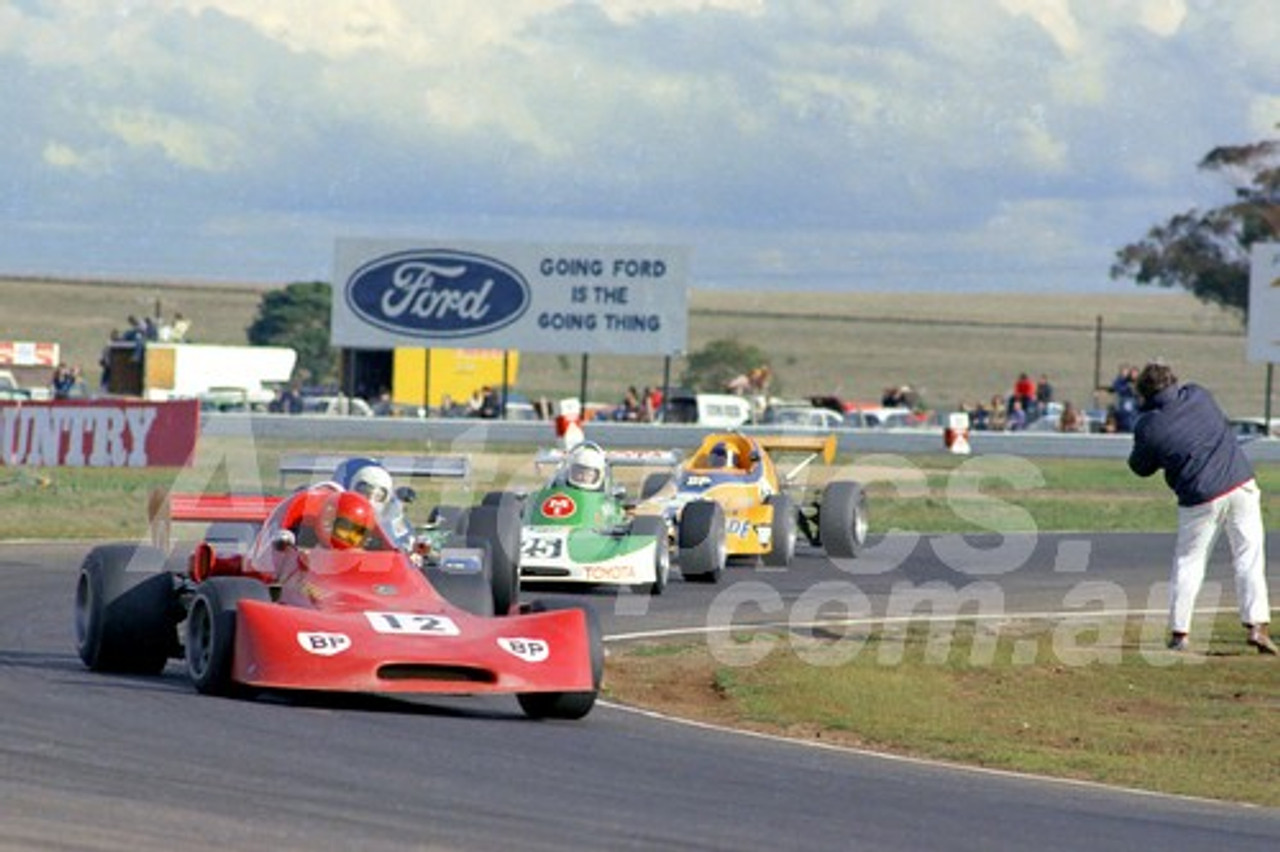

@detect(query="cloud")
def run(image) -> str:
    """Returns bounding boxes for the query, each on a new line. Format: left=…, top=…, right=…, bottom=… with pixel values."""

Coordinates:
left=0, top=0, right=1274, bottom=290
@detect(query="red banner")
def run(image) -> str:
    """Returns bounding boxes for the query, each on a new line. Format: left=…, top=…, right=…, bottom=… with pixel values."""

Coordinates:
left=0, top=399, right=198, bottom=467
left=0, top=341, right=59, bottom=367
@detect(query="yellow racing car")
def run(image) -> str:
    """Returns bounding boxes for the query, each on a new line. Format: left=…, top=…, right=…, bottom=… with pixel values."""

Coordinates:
left=636, top=432, right=868, bottom=582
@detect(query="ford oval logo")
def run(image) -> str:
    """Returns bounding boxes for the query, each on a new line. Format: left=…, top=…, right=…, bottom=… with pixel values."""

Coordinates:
left=345, top=250, right=530, bottom=338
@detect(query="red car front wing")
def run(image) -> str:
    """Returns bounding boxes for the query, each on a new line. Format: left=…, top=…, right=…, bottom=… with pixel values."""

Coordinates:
left=232, top=601, right=595, bottom=696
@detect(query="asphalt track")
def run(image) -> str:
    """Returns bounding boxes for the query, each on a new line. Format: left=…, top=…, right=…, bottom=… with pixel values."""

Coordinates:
left=2, top=534, right=1277, bottom=851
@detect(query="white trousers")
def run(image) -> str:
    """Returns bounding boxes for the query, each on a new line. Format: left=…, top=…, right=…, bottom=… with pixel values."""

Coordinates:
left=1169, top=479, right=1271, bottom=634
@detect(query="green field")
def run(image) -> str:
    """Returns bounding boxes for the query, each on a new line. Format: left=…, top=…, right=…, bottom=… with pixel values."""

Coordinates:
left=3, top=441, right=1276, bottom=541
left=0, top=276, right=1270, bottom=419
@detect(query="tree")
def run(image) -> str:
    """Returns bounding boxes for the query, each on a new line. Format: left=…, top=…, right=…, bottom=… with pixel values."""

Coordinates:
left=1111, top=135, right=1279, bottom=321
left=246, top=281, right=336, bottom=384
left=680, top=338, right=772, bottom=393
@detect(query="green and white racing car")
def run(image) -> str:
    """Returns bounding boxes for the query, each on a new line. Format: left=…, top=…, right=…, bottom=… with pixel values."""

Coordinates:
left=517, top=442, right=673, bottom=595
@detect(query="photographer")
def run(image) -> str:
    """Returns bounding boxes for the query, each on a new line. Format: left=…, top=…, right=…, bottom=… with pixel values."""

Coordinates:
left=1127, top=362, right=1275, bottom=654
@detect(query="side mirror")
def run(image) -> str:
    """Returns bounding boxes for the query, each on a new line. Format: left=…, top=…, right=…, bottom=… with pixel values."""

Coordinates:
left=396, top=485, right=418, bottom=504
left=272, top=529, right=297, bottom=552
left=612, top=485, right=627, bottom=501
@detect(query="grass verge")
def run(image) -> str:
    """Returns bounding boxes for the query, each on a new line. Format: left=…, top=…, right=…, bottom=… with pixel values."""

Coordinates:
left=604, top=614, right=1280, bottom=807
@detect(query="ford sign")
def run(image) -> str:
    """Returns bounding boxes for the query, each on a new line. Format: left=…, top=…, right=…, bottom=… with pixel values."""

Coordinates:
left=345, top=250, right=530, bottom=338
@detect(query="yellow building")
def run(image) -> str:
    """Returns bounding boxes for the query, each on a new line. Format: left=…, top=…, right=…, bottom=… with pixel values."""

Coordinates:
left=390, top=348, right=519, bottom=409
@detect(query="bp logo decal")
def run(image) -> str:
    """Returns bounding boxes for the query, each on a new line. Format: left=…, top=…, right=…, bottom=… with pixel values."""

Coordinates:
left=540, top=494, right=577, bottom=518
left=345, top=249, right=530, bottom=338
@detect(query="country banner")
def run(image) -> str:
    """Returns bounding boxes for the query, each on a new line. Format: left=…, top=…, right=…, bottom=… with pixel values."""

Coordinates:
left=0, top=399, right=198, bottom=467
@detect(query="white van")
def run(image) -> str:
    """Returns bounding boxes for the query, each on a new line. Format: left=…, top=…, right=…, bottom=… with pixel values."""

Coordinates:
left=663, top=392, right=753, bottom=428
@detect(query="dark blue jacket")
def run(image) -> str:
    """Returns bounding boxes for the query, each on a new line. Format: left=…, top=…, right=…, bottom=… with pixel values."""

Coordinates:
left=1128, top=383, right=1253, bottom=507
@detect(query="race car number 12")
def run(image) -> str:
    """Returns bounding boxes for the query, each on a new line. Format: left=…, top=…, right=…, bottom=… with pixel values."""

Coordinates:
left=364, top=612, right=461, bottom=636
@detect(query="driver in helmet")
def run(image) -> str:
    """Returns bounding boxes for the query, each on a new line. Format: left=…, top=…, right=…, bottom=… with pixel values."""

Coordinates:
left=334, top=458, right=413, bottom=549
left=349, top=463, right=393, bottom=514
left=708, top=441, right=736, bottom=469
left=317, top=490, right=378, bottom=550
left=566, top=443, right=607, bottom=491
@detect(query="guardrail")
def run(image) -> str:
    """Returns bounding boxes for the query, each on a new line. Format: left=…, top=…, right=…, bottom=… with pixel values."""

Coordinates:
left=199, top=412, right=1280, bottom=462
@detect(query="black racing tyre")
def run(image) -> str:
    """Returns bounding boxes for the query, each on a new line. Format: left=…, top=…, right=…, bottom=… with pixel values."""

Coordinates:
left=466, top=499, right=521, bottom=616
left=74, top=544, right=179, bottom=675
left=185, top=577, right=271, bottom=696
left=763, top=494, right=798, bottom=568
left=629, top=515, right=670, bottom=595
left=678, top=500, right=726, bottom=583
left=819, top=481, right=869, bottom=558
left=517, top=600, right=603, bottom=720
left=639, top=472, right=673, bottom=501
left=481, top=490, right=527, bottom=514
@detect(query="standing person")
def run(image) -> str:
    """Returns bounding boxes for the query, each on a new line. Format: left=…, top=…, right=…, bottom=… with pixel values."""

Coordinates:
left=1035, top=373, right=1054, bottom=420
left=1012, top=372, right=1036, bottom=418
left=1127, top=362, right=1275, bottom=654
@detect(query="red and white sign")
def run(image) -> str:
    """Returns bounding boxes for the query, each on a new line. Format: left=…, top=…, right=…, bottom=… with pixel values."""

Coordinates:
left=540, top=493, right=577, bottom=518
left=0, top=399, right=198, bottom=467
left=0, top=341, right=59, bottom=367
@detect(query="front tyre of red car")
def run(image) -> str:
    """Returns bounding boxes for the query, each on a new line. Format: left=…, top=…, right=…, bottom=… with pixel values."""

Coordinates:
left=517, top=600, right=603, bottom=720
left=185, top=577, right=270, bottom=697
left=74, top=544, right=179, bottom=675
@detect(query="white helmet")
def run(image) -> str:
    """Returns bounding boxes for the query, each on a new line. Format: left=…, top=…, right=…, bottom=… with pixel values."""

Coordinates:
left=349, top=464, right=394, bottom=513
left=567, top=444, right=606, bottom=491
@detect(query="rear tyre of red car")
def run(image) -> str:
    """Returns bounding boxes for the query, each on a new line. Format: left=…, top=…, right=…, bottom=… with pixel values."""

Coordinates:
left=678, top=500, right=726, bottom=583
left=629, top=515, right=669, bottom=595
left=763, top=494, right=798, bottom=568
left=517, top=600, right=602, bottom=720
left=185, top=577, right=270, bottom=696
left=74, top=544, right=178, bottom=675
left=819, top=481, right=869, bottom=558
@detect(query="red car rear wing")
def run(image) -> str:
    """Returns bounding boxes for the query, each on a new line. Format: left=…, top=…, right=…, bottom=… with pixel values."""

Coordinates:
left=147, top=488, right=284, bottom=550
left=166, top=493, right=284, bottom=523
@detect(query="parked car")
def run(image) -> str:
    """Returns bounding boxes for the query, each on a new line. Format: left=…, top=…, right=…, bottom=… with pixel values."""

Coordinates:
left=844, top=406, right=916, bottom=428
left=769, top=406, right=846, bottom=430
left=300, top=395, right=374, bottom=417
left=660, top=391, right=753, bottom=428
left=1229, top=417, right=1280, bottom=441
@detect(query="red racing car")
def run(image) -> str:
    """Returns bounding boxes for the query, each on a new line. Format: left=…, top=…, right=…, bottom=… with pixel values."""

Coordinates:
left=73, top=483, right=603, bottom=720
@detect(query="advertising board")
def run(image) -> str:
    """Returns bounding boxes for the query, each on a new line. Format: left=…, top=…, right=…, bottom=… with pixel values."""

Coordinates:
left=332, top=240, right=689, bottom=356
left=1247, top=242, right=1280, bottom=363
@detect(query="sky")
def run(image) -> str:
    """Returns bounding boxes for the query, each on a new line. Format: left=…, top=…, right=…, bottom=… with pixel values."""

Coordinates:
left=1, top=0, right=1277, bottom=293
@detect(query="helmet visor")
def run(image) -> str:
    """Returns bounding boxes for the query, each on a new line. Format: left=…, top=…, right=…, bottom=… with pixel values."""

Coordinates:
left=354, top=481, right=389, bottom=505
left=570, top=464, right=601, bottom=487
left=332, top=516, right=368, bottom=548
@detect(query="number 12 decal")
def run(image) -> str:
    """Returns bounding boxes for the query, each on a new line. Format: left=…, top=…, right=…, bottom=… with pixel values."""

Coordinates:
left=364, top=612, right=461, bottom=636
